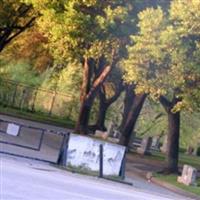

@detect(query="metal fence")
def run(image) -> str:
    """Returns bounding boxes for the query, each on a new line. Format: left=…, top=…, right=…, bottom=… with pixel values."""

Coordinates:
left=0, top=79, right=80, bottom=120
left=0, top=118, right=69, bottom=163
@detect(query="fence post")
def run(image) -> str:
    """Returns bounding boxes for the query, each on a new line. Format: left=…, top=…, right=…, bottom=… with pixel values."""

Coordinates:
left=58, top=132, right=70, bottom=166
left=99, top=144, right=104, bottom=178
left=120, top=147, right=127, bottom=180
left=49, top=91, right=56, bottom=116
left=19, top=89, right=26, bottom=109
left=31, top=89, right=38, bottom=112
left=12, top=83, right=18, bottom=107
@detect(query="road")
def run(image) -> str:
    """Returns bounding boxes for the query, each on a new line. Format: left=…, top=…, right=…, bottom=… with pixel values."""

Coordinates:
left=0, top=154, right=191, bottom=200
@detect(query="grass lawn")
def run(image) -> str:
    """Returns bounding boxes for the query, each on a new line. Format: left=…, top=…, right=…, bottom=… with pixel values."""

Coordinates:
left=138, top=151, right=200, bottom=170
left=151, top=152, right=200, bottom=170
left=0, top=105, right=75, bottom=128
left=155, top=173, right=200, bottom=197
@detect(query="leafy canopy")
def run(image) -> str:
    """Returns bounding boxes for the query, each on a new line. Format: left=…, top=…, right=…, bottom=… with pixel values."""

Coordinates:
left=123, top=0, right=200, bottom=112
left=24, top=0, right=135, bottom=64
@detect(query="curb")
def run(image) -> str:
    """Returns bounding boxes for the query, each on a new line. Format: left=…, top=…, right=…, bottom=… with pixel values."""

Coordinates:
left=127, top=167, right=200, bottom=200
left=103, top=177, right=133, bottom=186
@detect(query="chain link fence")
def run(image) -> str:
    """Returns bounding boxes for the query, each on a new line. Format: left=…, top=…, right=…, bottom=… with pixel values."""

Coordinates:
left=0, top=79, right=80, bottom=121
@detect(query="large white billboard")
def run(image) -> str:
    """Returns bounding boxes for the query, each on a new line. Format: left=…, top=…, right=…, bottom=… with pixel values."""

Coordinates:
left=66, top=134, right=126, bottom=176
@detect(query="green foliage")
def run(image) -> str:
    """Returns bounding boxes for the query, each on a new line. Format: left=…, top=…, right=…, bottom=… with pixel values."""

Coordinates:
left=0, top=0, right=36, bottom=52
left=0, top=0, right=33, bottom=27
left=136, top=100, right=200, bottom=148
left=0, top=61, right=53, bottom=86
left=136, top=100, right=167, bottom=136
left=41, top=62, right=82, bottom=93
left=24, top=0, right=136, bottom=65
left=1, top=0, right=199, bottom=146
left=123, top=1, right=200, bottom=112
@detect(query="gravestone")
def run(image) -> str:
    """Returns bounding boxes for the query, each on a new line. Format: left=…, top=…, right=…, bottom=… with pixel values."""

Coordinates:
left=160, top=135, right=168, bottom=154
left=177, top=165, right=197, bottom=186
left=94, top=130, right=109, bottom=140
left=136, top=137, right=152, bottom=155
left=131, top=136, right=142, bottom=148
left=193, top=143, right=200, bottom=156
left=186, top=146, right=194, bottom=155
left=113, top=130, right=121, bottom=138
left=107, top=122, right=121, bottom=141
left=151, top=136, right=160, bottom=150
left=107, top=122, right=115, bottom=137
left=128, top=133, right=136, bottom=148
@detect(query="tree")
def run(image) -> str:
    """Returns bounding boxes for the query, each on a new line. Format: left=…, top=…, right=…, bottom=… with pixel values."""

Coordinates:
left=119, top=84, right=146, bottom=146
left=118, top=0, right=171, bottom=146
left=0, top=0, right=36, bottom=53
left=123, top=1, right=200, bottom=173
left=92, top=67, right=124, bottom=131
left=26, top=0, right=136, bottom=134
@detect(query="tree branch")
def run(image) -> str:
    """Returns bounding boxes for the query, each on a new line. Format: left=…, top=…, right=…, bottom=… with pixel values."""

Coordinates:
left=106, top=79, right=124, bottom=105
left=86, top=65, right=112, bottom=102
left=159, top=95, right=172, bottom=112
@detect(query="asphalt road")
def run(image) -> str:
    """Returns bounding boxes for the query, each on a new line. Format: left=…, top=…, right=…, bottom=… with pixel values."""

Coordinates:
left=0, top=154, right=191, bottom=200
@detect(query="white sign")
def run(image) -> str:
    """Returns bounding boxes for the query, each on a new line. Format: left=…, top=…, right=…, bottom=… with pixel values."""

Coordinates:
left=66, top=134, right=126, bottom=176
left=7, top=123, right=20, bottom=136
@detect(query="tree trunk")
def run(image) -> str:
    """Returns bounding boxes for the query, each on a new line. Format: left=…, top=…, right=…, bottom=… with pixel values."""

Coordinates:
left=75, top=58, right=93, bottom=134
left=119, top=92, right=146, bottom=146
left=94, top=80, right=123, bottom=131
left=75, top=57, right=112, bottom=134
left=95, top=101, right=109, bottom=131
left=159, top=95, right=181, bottom=174
left=165, top=111, right=180, bottom=173
left=120, top=85, right=135, bottom=130
left=75, top=99, right=94, bottom=134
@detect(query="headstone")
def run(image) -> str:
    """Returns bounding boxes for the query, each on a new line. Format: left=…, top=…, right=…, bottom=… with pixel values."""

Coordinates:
left=177, top=165, right=197, bottom=186
left=160, top=135, right=168, bottom=154
left=113, top=130, right=121, bottom=138
left=131, top=136, right=142, bottom=148
left=151, top=136, right=160, bottom=150
left=146, top=172, right=153, bottom=182
left=107, top=122, right=115, bottom=137
left=94, top=130, right=109, bottom=140
left=193, top=145, right=200, bottom=156
left=186, top=146, right=194, bottom=155
left=136, top=137, right=152, bottom=155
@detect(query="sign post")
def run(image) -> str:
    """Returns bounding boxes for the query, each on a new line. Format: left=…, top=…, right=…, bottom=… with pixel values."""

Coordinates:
left=99, top=144, right=103, bottom=178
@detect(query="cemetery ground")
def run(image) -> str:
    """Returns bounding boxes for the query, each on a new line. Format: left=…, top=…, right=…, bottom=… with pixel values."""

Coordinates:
left=126, top=152, right=200, bottom=198
left=0, top=113, right=200, bottom=199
